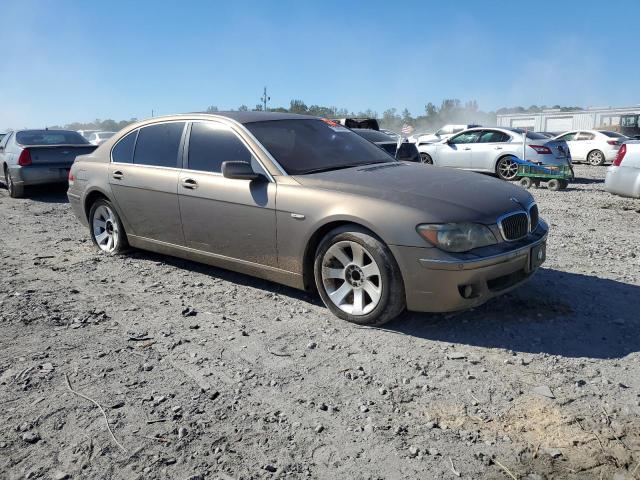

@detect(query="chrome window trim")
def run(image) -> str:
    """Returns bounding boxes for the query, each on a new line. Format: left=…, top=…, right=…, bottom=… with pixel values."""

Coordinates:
left=186, top=120, right=274, bottom=183
left=110, top=161, right=182, bottom=172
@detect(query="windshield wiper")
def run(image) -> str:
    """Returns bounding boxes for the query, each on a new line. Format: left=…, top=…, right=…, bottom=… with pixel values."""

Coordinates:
left=302, top=161, right=388, bottom=175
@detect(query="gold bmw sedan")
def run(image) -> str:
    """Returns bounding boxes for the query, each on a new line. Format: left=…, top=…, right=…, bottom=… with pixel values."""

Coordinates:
left=68, top=112, right=547, bottom=325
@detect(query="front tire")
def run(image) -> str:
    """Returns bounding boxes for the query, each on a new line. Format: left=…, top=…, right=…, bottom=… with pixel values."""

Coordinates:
left=89, top=199, right=128, bottom=254
left=587, top=149, right=605, bottom=166
left=420, top=153, right=433, bottom=164
left=4, top=168, right=24, bottom=198
left=314, top=226, right=405, bottom=326
left=496, top=156, right=519, bottom=181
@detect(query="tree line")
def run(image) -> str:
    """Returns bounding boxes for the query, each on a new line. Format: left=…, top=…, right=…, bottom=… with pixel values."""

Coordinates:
left=48, top=100, right=582, bottom=135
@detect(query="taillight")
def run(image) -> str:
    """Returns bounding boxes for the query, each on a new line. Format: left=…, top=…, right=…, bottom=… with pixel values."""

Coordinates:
left=529, top=145, right=552, bottom=154
left=18, top=149, right=32, bottom=166
left=613, top=144, right=626, bottom=166
left=607, top=140, right=618, bottom=146
left=68, top=170, right=75, bottom=185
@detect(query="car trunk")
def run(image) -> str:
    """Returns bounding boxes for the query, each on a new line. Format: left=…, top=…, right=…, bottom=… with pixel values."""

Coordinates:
left=24, top=145, right=98, bottom=166
left=541, top=140, right=571, bottom=162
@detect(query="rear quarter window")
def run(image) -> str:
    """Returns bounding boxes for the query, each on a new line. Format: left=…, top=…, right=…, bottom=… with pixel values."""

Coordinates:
left=111, top=130, right=138, bottom=163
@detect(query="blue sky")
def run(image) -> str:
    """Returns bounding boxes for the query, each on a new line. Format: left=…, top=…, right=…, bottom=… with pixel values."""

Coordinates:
left=1, top=0, right=639, bottom=130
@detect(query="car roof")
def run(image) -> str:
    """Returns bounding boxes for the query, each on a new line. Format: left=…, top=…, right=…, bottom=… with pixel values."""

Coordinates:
left=192, top=111, right=317, bottom=124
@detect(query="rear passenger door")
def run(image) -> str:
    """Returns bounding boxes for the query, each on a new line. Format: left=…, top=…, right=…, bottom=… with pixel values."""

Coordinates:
left=109, top=121, right=186, bottom=245
left=178, top=121, right=277, bottom=267
left=472, top=130, right=513, bottom=170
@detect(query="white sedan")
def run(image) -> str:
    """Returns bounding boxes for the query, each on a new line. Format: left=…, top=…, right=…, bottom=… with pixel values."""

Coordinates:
left=605, top=141, right=640, bottom=198
left=417, top=127, right=571, bottom=180
left=553, top=130, right=626, bottom=166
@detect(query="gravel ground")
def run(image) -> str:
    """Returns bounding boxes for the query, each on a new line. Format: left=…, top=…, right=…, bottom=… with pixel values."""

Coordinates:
left=1, top=165, right=639, bottom=480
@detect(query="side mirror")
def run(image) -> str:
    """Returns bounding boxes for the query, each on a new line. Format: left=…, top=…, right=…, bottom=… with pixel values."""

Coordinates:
left=221, top=161, right=262, bottom=181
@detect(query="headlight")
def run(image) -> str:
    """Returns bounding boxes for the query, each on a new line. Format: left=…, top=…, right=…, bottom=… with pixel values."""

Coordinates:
left=416, top=223, right=497, bottom=252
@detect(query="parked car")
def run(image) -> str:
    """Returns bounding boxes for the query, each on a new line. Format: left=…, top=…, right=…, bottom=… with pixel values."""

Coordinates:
left=604, top=141, right=640, bottom=198
left=86, top=131, right=116, bottom=145
left=418, top=127, right=571, bottom=180
left=77, top=129, right=102, bottom=140
left=333, top=118, right=379, bottom=130
left=553, top=130, right=626, bottom=166
left=379, top=128, right=400, bottom=140
left=411, top=124, right=482, bottom=145
left=1, top=129, right=97, bottom=198
left=352, top=128, right=420, bottom=162
left=68, top=112, right=547, bottom=326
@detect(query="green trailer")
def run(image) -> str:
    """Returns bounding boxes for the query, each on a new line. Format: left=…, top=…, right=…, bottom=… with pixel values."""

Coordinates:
left=516, top=159, right=575, bottom=191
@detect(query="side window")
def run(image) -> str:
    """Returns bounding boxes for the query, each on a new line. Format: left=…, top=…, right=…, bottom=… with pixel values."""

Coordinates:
left=133, top=122, right=185, bottom=168
left=111, top=130, right=138, bottom=163
left=0, top=132, right=12, bottom=149
left=478, top=130, right=511, bottom=143
left=576, top=132, right=595, bottom=141
left=188, top=122, right=254, bottom=174
left=557, top=132, right=576, bottom=141
left=449, top=131, right=481, bottom=144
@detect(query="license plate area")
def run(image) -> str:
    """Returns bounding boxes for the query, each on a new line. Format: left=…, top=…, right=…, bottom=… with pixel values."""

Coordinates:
left=529, top=242, right=546, bottom=271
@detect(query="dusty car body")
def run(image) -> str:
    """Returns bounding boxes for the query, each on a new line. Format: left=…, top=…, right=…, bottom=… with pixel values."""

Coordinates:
left=68, top=112, right=548, bottom=325
left=1, top=129, right=97, bottom=197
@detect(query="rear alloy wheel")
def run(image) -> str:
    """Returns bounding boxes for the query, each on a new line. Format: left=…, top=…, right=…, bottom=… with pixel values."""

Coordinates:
left=89, top=199, right=128, bottom=254
left=496, top=156, right=519, bottom=180
left=4, top=168, right=24, bottom=198
left=420, top=153, right=433, bottom=164
left=314, top=227, right=405, bottom=326
left=587, top=150, right=605, bottom=166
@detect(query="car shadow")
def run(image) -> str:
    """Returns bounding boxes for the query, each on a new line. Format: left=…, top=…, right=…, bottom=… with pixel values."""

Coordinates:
left=571, top=177, right=603, bottom=185
left=123, top=248, right=639, bottom=360
left=23, top=184, right=69, bottom=203
left=383, top=267, right=639, bottom=360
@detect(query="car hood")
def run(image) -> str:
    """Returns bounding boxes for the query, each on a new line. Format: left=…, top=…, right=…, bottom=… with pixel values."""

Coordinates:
left=292, top=162, right=534, bottom=224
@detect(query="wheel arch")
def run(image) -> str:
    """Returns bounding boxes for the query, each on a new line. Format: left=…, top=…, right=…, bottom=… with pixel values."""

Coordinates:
left=83, top=188, right=113, bottom=222
left=301, top=220, right=385, bottom=292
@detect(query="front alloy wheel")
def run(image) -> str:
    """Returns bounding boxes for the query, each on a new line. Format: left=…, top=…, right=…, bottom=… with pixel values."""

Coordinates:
left=314, top=227, right=405, bottom=326
left=420, top=153, right=433, bottom=164
left=496, top=156, right=519, bottom=181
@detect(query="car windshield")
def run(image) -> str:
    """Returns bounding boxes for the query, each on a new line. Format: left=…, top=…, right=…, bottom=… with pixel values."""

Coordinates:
left=245, top=119, right=393, bottom=175
left=16, top=130, right=90, bottom=146
left=600, top=131, right=625, bottom=138
left=353, top=129, right=394, bottom=142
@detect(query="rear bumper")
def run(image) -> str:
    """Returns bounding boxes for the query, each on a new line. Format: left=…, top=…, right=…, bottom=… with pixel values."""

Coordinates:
left=605, top=166, right=640, bottom=198
left=67, top=190, right=89, bottom=226
left=9, top=164, right=71, bottom=187
left=390, top=224, right=548, bottom=313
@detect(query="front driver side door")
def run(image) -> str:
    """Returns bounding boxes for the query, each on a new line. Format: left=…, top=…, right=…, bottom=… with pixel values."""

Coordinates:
left=436, top=130, right=481, bottom=168
left=178, top=121, right=278, bottom=267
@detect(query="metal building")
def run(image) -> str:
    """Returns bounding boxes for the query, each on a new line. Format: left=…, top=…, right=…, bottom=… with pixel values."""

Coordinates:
left=496, top=105, right=640, bottom=132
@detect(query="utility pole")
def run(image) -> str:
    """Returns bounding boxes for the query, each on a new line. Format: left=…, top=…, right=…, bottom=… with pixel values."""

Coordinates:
left=261, top=87, right=270, bottom=112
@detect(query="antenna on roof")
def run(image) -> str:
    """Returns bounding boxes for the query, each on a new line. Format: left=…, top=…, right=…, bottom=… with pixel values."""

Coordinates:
left=261, top=87, right=270, bottom=112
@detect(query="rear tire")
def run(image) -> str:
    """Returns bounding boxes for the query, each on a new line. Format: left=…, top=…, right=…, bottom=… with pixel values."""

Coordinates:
left=496, top=156, right=519, bottom=181
left=587, top=149, right=605, bottom=166
left=4, top=168, right=24, bottom=198
left=314, top=226, right=405, bottom=326
left=420, top=153, right=433, bottom=164
left=88, top=199, right=128, bottom=254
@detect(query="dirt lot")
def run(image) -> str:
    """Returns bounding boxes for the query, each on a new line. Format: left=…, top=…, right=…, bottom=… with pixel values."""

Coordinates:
left=1, top=165, right=639, bottom=480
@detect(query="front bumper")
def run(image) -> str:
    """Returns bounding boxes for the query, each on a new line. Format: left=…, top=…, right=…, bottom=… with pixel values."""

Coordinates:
left=390, top=223, right=548, bottom=313
left=9, top=164, right=71, bottom=187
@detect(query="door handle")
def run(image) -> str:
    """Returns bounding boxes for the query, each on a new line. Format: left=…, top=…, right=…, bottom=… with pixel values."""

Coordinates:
left=112, top=170, right=124, bottom=180
left=463, top=147, right=471, bottom=150
left=494, top=146, right=503, bottom=150
left=181, top=178, right=198, bottom=189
